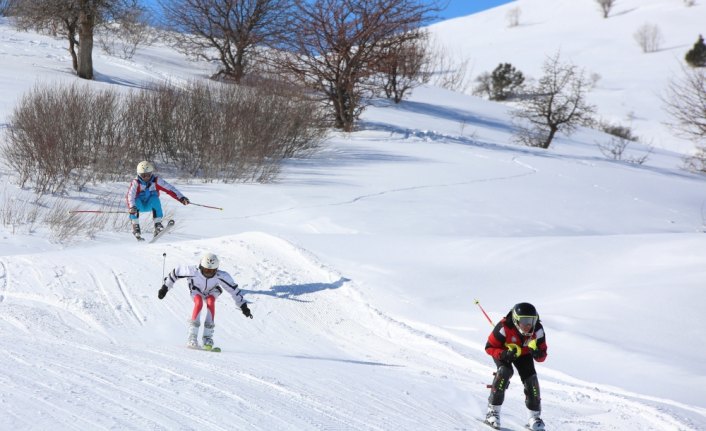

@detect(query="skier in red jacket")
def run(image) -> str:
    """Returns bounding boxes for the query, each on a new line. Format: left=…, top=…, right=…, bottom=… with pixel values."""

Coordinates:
left=484, top=302, right=547, bottom=431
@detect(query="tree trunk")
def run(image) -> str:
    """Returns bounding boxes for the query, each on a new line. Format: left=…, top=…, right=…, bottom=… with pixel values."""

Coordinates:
left=77, top=3, right=94, bottom=80
left=68, top=30, right=78, bottom=72
left=543, top=125, right=558, bottom=149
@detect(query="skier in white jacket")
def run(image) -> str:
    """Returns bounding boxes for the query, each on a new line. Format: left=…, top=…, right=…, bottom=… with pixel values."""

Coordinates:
left=158, top=252, right=252, bottom=349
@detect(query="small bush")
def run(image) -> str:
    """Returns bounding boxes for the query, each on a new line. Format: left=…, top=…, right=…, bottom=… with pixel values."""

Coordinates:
left=634, top=23, right=663, bottom=53
left=597, top=137, right=652, bottom=165
left=685, top=34, right=706, bottom=68
left=505, top=7, right=521, bottom=27
left=599, top=121, right=638, bottom=141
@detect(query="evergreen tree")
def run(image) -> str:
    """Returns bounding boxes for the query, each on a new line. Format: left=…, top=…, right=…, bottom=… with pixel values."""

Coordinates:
left=490, top=63, right=525, bottom=101
left=685, top=34, right=706, bottom=67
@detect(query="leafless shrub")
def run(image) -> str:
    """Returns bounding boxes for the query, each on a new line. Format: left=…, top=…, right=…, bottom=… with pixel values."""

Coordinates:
left=2, top=79, right=327, bottom=192
left=3, top=83, right=126, bottom=194
left=425, top=39, right=473, bottom=94
left=121, top=80, right=328, bottom=182
left=377, top=30, right=432, bottom=103
left=684, top=0, right=695, bottom=6
left=505, top=7, right=521, bottom=27
left=595, top=0, right=615, bottom=18
left=664, top=66, right=706, bottom=143
left=512, top=52, right=595, bottom=149
left=0, top=190, right=42, bottom=234
left=97, top=9, right=155, bottom=59
left=634, top=23, right=663, bottom=53
left=597, top=136, right=652, bottom=165
left=598, top=120, right=638, bottom=141
left=663, top=66, right=706, bottom=172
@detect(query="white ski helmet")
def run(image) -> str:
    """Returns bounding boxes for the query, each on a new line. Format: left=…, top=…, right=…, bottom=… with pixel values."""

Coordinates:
left=200, top=253, right=219, bottom=269
left=136, top=160, right=155, bottom=175
left=199, top=253, right=219, bottom=277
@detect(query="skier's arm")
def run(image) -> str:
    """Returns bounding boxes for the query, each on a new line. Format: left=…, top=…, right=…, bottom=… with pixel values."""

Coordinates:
left=163, top=265, right=193, bottom=290
left=217, top=272, right=252, bottom=318
left=154, top=177, right=187, bottom=203
left=485, top=322, right=508, bottom=361
left=529, top=325, right=548, bottom=362
left=126, top=179, right=139, bottom=209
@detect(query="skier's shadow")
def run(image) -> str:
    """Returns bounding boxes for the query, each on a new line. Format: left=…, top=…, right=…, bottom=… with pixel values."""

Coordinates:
left=243, top=277, right=350, bottom=302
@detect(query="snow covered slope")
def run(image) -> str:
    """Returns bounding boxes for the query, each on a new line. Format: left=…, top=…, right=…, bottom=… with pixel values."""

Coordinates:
left=1, top=5, right=706, bottom=430
left=428, top=0, right=705, bottom=154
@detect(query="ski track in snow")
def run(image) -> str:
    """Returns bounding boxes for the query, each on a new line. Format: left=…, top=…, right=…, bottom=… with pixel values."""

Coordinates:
left=0, top=233, right=702, bottom=430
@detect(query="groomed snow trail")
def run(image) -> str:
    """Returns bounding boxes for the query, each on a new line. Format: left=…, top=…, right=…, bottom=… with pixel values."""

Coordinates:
left=0, top=233, right=703, bottom=430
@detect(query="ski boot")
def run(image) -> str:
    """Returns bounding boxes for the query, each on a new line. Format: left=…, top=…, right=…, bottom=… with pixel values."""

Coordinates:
left=187, top=319, right=200, bottom=349
left=154, top=221, right=164, bottom=236
left=528, top=410, right=545, bottom=431
left=202, top=322, right=215, bottom=350
left=132, top=224, right=143, bottom=241
left=485, top=404, right=501, bottom=429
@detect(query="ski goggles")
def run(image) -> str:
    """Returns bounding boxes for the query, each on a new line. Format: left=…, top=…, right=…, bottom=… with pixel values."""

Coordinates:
left=512, top=313, right=538, bottom=332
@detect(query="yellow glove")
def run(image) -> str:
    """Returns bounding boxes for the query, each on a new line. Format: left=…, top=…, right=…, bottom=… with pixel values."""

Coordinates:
left=528, top=339, right=538, bottom=351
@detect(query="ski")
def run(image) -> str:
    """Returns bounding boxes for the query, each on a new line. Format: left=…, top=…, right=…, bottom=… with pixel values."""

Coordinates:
left=187, top=344, right=221, bottom=352
left=148, top=219, right=176, bottom=243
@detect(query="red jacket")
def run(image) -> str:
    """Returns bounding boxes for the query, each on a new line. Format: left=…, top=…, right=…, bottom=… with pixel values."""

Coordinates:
left=485, top=315, right=548, bottom=362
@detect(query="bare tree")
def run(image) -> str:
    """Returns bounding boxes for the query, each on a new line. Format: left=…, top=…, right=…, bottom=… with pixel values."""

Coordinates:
left=377, top=29, right=432, bottom=103
left=160, top=0, right=294, bottom=83
left=664, top=66, right=706, bottom=143
left=512, top=52, right=595, bottom=149
left=595, top=0, right=615, bottom=18
left=8, top=0, right=141, bottom=79
left=275, top=0, right=438, bottom=131
left=424, top=39, right=473, bottom=94
left=634, top=23, right=663, bottom=53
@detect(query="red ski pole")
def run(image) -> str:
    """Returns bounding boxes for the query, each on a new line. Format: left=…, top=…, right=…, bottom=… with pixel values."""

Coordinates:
left=68, top=210, right=126, bottom=214
left=474, top=299, right=494, bottom=326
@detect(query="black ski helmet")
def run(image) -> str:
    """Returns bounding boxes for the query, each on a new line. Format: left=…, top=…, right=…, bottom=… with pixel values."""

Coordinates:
left=511, top=302, right=539, bottom=336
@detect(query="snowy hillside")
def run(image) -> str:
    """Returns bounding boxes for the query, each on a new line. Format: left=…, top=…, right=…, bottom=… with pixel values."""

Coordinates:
left=1, top=3, right=706, bottom=430
left=428, top=0, right=705, bottom=154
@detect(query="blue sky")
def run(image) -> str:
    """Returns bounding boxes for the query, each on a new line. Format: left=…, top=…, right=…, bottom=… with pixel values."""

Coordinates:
left=437, top=0, right=514, bottom=20
left=141, top=1, right=515, bottom=23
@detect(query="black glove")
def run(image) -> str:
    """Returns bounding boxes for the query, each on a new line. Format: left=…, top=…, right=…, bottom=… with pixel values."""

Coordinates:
left=531, top=348, right=545, bottom=360
left=158, top=285, right=168, bottom=299
left=241, top=303, right=253, bottom=319
left=129, top=206, right=138, bottom=214
left=500, top=348, right=517, bottom=363
left=180, top=196, right=190, bottom=205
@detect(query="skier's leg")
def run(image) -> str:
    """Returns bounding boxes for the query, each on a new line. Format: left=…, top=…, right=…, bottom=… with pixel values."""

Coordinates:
left=516, top=356, right=544, bottom=430
left=188, top=293, right=204, bottom=346
left=488, top=363, right=513, bottom=405
left=203, top=295, right=217, bottom=347
left=523, top=374, right=541, bottom=411
left=146, top=195, right=164, bottom=233
left=130, top=200, right=149, bottom=237
left=486, top=361, right=512, bottom=428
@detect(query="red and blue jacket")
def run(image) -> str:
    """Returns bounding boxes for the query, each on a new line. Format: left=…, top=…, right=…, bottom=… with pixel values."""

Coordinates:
left=126, top=175, right=185, bottom=209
